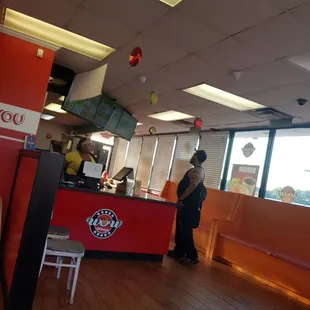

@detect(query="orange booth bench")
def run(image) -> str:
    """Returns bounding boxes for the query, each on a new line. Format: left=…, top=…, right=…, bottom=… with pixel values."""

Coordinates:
left=161, top=181, right=310, bottom=304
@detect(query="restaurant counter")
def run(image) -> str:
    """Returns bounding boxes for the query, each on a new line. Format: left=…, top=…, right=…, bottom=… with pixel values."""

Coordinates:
left=50, top=185, right=177, bottom=261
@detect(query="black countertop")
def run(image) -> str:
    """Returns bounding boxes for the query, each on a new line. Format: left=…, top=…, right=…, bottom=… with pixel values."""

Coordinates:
left=58, top=184, right=178, bottom=207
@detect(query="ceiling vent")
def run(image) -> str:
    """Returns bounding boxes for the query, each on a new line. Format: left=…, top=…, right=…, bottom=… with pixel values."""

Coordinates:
left=247, top=107, right=293, bottom=121
left=170, top=119, right=193, bottom=127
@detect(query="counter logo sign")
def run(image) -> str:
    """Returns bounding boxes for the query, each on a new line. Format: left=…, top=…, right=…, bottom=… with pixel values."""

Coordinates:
left=86, top=209, right=123, bottom=239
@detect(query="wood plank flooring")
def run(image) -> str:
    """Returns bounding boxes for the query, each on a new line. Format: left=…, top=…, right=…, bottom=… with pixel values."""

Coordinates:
left=34, top=256, right=310, bottom=310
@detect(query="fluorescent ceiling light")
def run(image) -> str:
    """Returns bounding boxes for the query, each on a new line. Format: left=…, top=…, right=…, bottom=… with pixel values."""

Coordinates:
left=137, top=122, right=143, bottom=126
left=148, top=110, right=194, bottom=121
left=3, top=8, right=115, bottom=61
left=41, top=114, right=55, bottom=120
left=160, top=0, right=182, bottom=7
left=183, top=84, right=265, bottom=111
left=45, top=103, right=67, bottom=114
left=58, top=96, right=65, bottom=102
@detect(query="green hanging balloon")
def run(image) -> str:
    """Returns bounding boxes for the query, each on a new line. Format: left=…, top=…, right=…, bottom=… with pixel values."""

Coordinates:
left=149, top=127, right=156, bottom=135
left=149, top=91, right=158, bottom=105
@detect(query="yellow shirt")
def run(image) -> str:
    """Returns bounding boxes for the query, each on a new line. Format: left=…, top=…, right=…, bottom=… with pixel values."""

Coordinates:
left=65, top=152, right=95, bottom=175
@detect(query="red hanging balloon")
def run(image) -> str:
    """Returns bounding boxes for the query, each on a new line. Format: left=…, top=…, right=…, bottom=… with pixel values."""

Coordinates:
left=129, top=47, right=142, bottom=67
left=194, top=117, right=203, bottom=129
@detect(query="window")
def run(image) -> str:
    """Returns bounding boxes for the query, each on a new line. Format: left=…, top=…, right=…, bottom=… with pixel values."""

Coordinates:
left=136, top=137, right=157, bottom=188
left=125, top=137, right=142, bottom=178
left=226, top=131, right=269, bottom=196
left=199, top=132, right=228, bottom=189
left=149, top=135, right=175, bottom=193
left=109, top=138, right=128, bottom=176
left=265, top=128, right=310, bottom=207
left=170, top=134, right=199, bottom=183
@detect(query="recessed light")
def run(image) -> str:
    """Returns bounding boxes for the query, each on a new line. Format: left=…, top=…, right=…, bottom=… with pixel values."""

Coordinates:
left=183, top=84, right=265, bottom=111
left=160, top=0, right=182, bottom=7
left=58, top=96, right=65, bottom=102
left=137, top=122, right=143, bottom=126
left=148, top=110, right=194, bottom=121
left=41, top=114, right=55, bottom=120
left=2, top=8, right=115, bottom=61
left=45, top=103, right=67, bottom=114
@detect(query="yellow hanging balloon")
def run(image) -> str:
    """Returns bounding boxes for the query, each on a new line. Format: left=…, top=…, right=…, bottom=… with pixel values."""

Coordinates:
left=149, top=91, right=158, bottom=105
left=149, top=127, right=156, bottom=135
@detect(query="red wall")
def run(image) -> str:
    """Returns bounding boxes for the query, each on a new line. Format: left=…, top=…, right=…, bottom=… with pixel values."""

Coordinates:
left=0, top=33, right=55, bottom=215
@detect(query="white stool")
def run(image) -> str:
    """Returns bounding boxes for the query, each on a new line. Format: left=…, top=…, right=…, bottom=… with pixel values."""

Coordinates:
left=48, top=225, right=70, bottom=240
left=40, top=239, right=85, bottom=304
left=46, top=225, right=70, bottom=277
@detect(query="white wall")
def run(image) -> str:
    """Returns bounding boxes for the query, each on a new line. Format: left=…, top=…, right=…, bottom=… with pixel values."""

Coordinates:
left=36, top=120, right=66, bottom=150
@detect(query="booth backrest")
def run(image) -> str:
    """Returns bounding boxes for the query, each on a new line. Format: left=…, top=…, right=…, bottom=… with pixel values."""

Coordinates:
left=161, top=181, right=241, bottom=229
left=232, top=195, right=310, bottom=262
left=161, top=180, right=178, bottom=203
left=200, top=189, right=241, bottom=229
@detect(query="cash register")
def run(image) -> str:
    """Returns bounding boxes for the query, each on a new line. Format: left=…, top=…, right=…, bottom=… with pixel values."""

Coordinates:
left=113, top=167, right=134, bottom=194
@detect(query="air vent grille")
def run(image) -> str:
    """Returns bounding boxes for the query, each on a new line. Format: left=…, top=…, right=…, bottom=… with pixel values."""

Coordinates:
left=247, top=107, right=293, bottom=121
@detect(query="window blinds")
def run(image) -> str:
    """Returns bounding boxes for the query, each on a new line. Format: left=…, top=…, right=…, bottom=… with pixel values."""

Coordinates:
left=149, top=135, right=176, bottom=192
left=125, top=137, right=142, bottom=178
left=199, top=132, right=228, bottom=189
left=109, top=138, right=128, bottom=176
left=170, top=134, right=199, bottom=183
left=136, top=137, right=157, bottom=188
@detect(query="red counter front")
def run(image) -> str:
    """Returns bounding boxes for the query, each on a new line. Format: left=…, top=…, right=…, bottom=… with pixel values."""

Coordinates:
left=51, top=188, right=176, bottom=257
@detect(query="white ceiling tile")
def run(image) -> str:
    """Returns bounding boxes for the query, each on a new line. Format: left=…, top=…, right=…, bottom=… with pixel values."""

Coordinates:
left=145, top=11, right=225, bottom=53
left=148, top=56, right=229, bottom=94
left=119, top=34, right=188, bottom=67
left=196, top=38, right=274, bottom=71
left=177, top=0, right=281, bottom=35
left=244, top=60, right=310, bottom=88
left=210, top=74, right=270, bottom=96
left=82, top=0, right=169, bottom=32
left=276, top=81, right=310, bottom=101
left=68, top=9, right=136, bottom=48
left=243, top=88, right=292, bottom=106
left=5, top=0, right=77, bottom=27
left=267, top=0, right=310, bottom=10
left=54, top=49, right=100, bottom=73
left=271, top=103, right=310, bottom=117
left=236, top=13, right=310, bottom=59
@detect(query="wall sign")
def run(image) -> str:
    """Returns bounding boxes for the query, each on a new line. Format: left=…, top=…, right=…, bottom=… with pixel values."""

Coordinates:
left=86, top=209, right=123, bottom=239
left=279, top=186, right=295, bottom=204
left=0, top=102, right=41, bottom=135
left=242, top=142, right=256, bottom=158
left=228, top=164, right=260, bottom=196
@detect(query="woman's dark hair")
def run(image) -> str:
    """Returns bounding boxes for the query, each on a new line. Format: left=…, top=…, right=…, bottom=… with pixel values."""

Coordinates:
left=76, top=138, right=87, bottom=152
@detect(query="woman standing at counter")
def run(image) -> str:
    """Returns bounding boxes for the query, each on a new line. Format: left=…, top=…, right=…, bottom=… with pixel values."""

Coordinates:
left=63, top=138, right=96, bottom=181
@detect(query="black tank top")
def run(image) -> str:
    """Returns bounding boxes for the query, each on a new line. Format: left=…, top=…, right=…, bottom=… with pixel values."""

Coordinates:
left=177, top=168, right=204, bottom=205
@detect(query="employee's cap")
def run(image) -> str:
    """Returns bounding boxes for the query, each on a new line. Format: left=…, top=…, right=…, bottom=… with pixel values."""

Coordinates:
left=195, top=149, right=207, bottom=163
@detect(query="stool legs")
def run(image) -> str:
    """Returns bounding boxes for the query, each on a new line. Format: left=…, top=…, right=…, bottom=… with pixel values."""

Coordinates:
left=57, top=257, right=63, bottom=279
left=70, top=257, right=81, bottom=305
left=39, top=240, right=47, bottom=277
left=67, top=258, right=74, bottom=290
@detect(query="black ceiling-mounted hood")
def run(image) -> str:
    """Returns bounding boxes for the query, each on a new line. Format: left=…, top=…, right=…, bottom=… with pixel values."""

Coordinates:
left=48, top=64, right=76, bottom=96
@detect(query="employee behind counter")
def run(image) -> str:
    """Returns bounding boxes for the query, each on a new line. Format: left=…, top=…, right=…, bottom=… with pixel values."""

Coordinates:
left=62, top=138, right=105, bottom=187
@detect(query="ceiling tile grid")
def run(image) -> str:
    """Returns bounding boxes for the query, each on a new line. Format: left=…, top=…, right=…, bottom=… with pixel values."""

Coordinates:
left=176, top=0, right=282, bottom=35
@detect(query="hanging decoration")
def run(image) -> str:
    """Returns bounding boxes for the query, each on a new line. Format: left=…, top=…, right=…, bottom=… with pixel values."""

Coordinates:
left=242, top=142, right=256, bottom=158
left=149, top=127, right=156, bottom=135
left=129, top=47, right=142, bottom=67
left=194, top=117, right=203, bottom=129
left=279, top=186, right=295, bottom=204
left=149, top=91, right=158, bottom=105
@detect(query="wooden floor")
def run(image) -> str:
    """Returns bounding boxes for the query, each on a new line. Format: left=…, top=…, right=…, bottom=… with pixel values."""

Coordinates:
left=35, top=256, right=310, bottom=310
